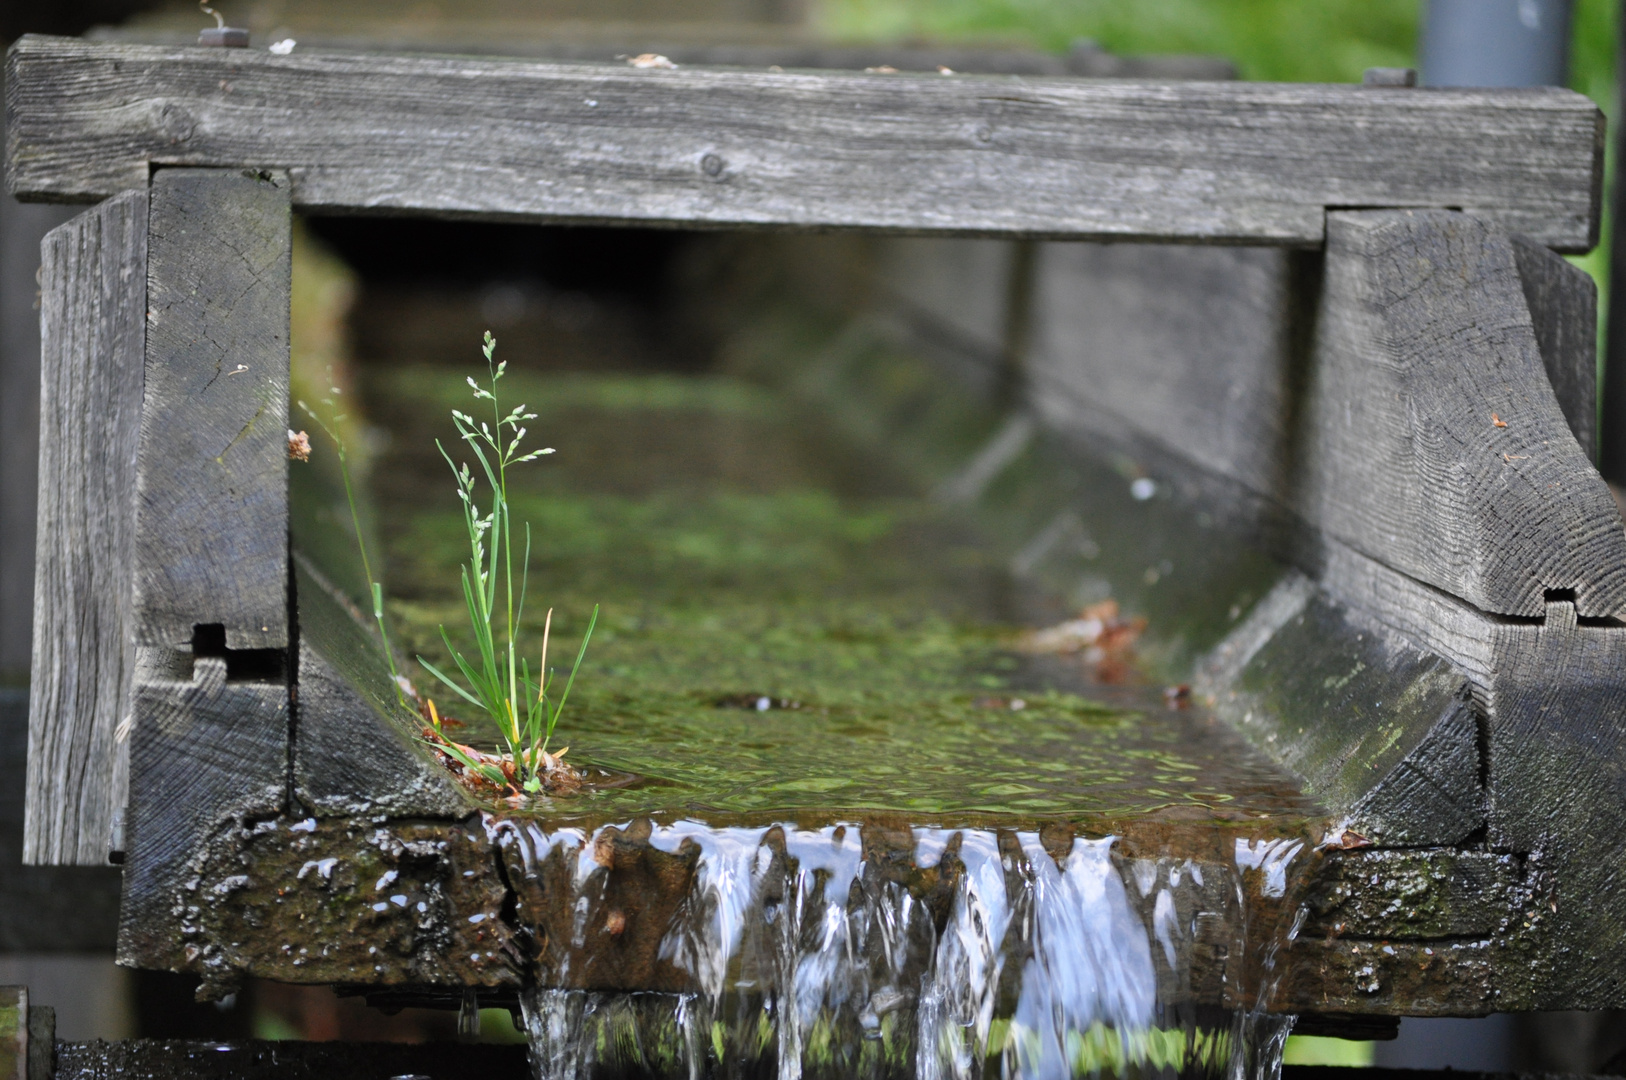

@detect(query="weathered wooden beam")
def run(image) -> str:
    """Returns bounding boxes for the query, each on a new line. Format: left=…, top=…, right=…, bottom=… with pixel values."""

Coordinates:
left=135, top=168, right=290, bottom=652
left=292, top=556, right=471, bottom=820
left=3, top=35, right=1604, bottom=250
left=117, top=167, right=295, bottom=983
left=1199, top=575, right=1484, bottom=848
left=859, top=224, right=1626, bottom=1008
left=25, top=189, right=146, bottom=867
left=1303, top=210, right=1626, bottom=620
left=1025, top=241, right=1303, bottom=510
left=1511, top=234, right=1598, bottom=462
left=0, top=690, right=121, bottom=947
left=1318, top=538, right=1626, bottom=1010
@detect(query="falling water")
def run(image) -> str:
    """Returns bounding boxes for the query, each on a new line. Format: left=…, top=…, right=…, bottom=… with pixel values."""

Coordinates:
left=494, top=818, right=1308, bottom=1080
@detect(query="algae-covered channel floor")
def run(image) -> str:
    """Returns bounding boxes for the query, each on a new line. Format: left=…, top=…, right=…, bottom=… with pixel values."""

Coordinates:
left=362, top=364, right=1322, bottom=838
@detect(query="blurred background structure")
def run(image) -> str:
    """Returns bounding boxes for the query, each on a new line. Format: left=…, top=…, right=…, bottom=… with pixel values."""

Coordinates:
left=2, top=0, right=1623, bottom=1068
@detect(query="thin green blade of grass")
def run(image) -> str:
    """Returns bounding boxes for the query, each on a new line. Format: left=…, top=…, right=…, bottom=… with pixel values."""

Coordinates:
left=418, top=331, right=598, bottom=794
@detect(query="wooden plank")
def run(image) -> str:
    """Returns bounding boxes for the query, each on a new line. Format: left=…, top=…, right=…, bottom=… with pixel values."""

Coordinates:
left=24, top=189, right=146, bottom=867
left=3, top=35, right=1604, bottom=250
left=0, top=690, right=120, bottom=947
left=0, top=96, right=79, bottom=679
left=1511, top=234, right=1598, bottom=462
left=1026, top=242, right=1300, bottom=502
left=1304, top=210, right=1626, bottom=619
left=135, top=167, right=290, bottom=652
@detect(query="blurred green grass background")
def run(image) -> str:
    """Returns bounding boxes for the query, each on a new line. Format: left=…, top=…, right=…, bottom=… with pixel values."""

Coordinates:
left=817, top=0, right=1617, bottom=348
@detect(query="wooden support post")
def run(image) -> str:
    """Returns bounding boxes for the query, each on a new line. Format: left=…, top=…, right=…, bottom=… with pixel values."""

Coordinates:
left=1304, top=210, right=1626, bottom=619
left=1511, top=234, right=1598, bottom=463
left=25, top=190, right=147, bottom=867
left=116, top=168, right=294, bottom=983
left=134, top=168, right=291, bottom=653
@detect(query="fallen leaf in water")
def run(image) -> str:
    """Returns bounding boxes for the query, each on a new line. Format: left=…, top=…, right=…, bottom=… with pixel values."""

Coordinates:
left=628, top=53, right=677, bottom=69
left=1018, top=600, right=1145, bottom=684
left=1320, top=827, right=1372, bottom=851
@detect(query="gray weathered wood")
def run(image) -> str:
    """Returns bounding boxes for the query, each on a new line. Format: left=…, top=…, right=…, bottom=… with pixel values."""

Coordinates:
left=0, top=690, right=121, bottom=948
left=117, top=657, right=288, bottom=985
left=1303, top=210, right=1626, bottom=619
left=1511, top=234, right=1598, bottom=462
left=86, top=25, right=1234, bottom=81
left=292, top=556, right=470, bottom=819
left=118, top=167, right=295, bottom=983
left=1199, top=575, right=1483, bottom=847
left=3, top=36, right=1604, bottom=250
left=24, top=190, right=146, bottom=867
left=1026, top=242, right=1300, bottom=504
left=1010, top=212, right=1624, bottom=620
left=1318, top=537, right=1626, bottom=1009
left=0, top=65, right=79, bottom=679
left=135, top=168, right=290, bottom=651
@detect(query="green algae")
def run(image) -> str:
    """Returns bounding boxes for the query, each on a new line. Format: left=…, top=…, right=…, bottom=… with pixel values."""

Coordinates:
left=360, top=363, right=1318, bottom=830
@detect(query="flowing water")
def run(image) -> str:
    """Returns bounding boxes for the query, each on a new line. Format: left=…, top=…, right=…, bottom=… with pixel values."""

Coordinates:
left=347, top=359, right=1328, bottom=1080
left=495, top=819, right=1304, bottom=1080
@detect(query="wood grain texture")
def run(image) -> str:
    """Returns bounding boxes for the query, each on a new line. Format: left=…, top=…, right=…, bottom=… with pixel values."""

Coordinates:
left=1198, top=576, right=1482, bottom=847
left=117, top=655, right=288, bottom=979
left=1026, top=242, right=1300, bottom=503
left=135, top=168, right=290, bottom=652
left=1319, top=538, right=1626, bottom=1008
left=0, top=136, right=78, bottom=679
left=3, top=35, right=1604, bottom=249
left=0, top=690, right=120, bottom=947
left=25, top=190, right=146, bottom=866
left=1304, top=210, right=1626, bottom=619
left=1511, top=234, right=1598, bottom=462
left=292, top=556, right=470, bottom=820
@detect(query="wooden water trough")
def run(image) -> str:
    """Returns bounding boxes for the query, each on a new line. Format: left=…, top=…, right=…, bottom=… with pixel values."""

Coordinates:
left=9, top=32, right=1626, bottom=1030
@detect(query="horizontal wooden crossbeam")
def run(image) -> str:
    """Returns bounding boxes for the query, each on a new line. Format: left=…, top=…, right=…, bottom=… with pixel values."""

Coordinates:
left=4, top=35, right=1604, bottom=250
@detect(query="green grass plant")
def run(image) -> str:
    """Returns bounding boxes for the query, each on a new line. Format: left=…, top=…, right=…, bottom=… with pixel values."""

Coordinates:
left=417, top=332, right=598, bottom=793
left=298, top=373, right=409, bottom=710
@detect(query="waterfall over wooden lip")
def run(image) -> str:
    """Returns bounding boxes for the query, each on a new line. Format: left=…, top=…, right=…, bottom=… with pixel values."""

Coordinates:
left=497, top=816, right=1310, bottom=1080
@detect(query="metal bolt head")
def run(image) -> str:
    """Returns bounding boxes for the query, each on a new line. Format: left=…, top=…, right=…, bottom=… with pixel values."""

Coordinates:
left=199, top=26, right=250, bottom=47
